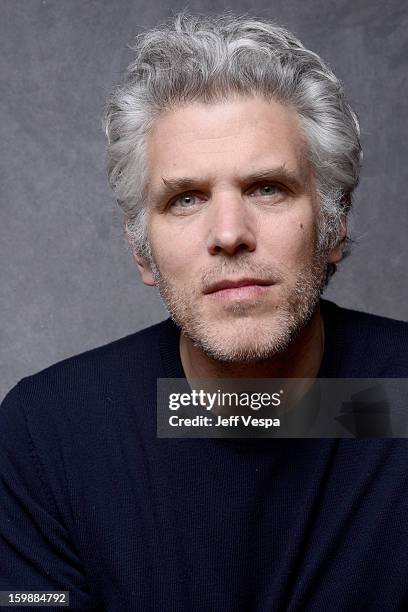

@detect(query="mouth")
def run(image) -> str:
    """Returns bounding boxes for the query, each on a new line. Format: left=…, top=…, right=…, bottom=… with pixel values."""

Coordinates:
left=204, top=278, right=274, bottom=301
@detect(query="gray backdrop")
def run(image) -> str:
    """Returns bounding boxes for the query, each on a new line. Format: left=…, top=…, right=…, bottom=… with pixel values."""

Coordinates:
left=1, top=0, right=407, bottom=400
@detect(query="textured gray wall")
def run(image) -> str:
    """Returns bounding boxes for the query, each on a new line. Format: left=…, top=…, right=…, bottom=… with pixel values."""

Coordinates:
left=1, top=0, right=407, bottom=399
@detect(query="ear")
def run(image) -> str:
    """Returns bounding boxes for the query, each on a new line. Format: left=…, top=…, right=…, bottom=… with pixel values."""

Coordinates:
left=134, top=253, right=156, bottom=286
left=327, top=216, right=347, bottom=265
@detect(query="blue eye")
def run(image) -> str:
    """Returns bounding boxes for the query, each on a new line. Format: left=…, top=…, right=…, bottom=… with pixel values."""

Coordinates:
left=173, top=194, right=199, bottom=208
left=253, top=184, right=282, bottom=196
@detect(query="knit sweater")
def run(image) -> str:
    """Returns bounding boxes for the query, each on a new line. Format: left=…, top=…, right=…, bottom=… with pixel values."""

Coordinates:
left=1, top=299, right=408, bottom=611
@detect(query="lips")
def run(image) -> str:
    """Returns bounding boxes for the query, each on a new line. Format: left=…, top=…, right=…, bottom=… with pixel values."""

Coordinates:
left=204, top=278, right=273, bottom=295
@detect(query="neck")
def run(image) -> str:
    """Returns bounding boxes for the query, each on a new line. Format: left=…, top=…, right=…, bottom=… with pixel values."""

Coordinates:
left=179, top=304, right=325, bottom=380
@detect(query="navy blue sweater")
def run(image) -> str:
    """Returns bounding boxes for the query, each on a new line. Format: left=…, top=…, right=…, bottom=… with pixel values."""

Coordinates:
left=1, top=300, right=408, bottom=611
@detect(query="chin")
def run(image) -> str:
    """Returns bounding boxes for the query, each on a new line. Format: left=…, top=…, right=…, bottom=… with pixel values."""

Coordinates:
left=183, top=312, right=301, bottom=364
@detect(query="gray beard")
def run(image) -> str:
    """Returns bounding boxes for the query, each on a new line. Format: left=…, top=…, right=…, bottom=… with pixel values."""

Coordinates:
left=150, top=251, right=327, bottom=365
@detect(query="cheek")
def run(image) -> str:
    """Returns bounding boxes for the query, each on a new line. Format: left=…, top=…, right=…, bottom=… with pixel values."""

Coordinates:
left=150, top=228, right=198, bottom=278
left=262, top=216, right=317, bottom=267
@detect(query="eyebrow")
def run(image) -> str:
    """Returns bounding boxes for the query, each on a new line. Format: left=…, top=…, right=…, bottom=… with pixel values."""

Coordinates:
left=149, top=165, right=307, bottom=207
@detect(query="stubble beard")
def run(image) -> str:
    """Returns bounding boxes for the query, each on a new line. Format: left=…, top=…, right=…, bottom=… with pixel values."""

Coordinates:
left=149, top=250, right=327, bottom=365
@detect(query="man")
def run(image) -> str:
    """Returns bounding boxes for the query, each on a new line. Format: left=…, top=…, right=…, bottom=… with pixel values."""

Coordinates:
left=1, top=13, right=408, bottom=612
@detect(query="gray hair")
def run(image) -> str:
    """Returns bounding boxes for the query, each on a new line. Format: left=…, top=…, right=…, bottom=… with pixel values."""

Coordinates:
left=104, top=12, right=362, bottom=270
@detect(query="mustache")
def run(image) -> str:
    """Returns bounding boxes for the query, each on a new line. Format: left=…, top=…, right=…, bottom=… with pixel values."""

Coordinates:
left=200, top=260, right=286, bottom=291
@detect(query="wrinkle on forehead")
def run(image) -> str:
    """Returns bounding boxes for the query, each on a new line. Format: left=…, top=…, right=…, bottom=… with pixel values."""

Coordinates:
left=146, top=94, right=313, bottom=197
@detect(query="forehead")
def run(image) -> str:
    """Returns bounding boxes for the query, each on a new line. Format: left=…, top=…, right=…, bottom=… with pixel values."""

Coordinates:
left=146, top=95, right=310, bottom=189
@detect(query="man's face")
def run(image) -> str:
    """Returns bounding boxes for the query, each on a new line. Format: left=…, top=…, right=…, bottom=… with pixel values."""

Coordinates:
left=139, top=95, right=337, bottom=363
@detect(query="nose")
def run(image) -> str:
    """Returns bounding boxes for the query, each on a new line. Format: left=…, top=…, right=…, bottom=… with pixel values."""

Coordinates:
left=206, top=193, right=257, bottom=256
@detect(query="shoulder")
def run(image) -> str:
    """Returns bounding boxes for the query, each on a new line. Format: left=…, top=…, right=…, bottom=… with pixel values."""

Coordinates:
left=321, top=299, right=408, bottom=376
left=325, top=299, right=408, bottom=340
left=41, top=316, right=172, bottom=378
left=1, top=318, right=176, bottom=421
